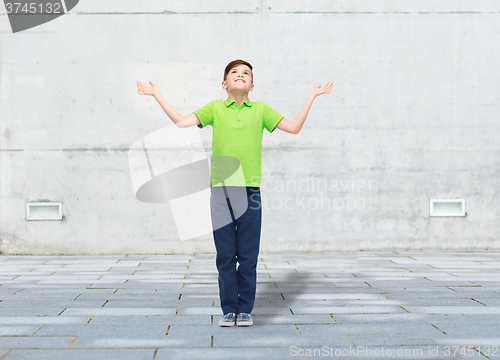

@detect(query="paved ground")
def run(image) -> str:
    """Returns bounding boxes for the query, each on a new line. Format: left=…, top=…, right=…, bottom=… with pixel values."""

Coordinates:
left=1, top=251, right=500, bottom=359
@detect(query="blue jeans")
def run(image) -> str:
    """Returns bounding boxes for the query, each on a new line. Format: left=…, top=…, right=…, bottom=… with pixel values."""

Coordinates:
left=210, top=185, right=262, bottom=314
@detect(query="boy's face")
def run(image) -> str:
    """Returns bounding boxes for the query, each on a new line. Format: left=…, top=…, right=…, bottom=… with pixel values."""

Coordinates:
left=222, top=64, right=254, bottom=95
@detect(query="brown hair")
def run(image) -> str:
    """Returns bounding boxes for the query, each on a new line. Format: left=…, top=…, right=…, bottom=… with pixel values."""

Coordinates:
left=223, top=59, right=253, bottom=84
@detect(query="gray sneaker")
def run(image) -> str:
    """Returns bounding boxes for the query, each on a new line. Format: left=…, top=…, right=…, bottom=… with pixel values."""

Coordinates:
left=236, top=312, right=253, bottom=326
left=218, top=312, right=237, bottom=327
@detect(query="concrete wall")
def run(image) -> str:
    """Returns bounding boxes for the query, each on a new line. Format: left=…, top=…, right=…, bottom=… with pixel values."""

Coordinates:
left=1, top=0, right=499, bottom=254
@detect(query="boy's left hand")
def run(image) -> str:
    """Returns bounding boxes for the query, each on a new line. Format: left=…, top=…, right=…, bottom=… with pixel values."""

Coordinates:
left=310, top=81, right=334, bottom=97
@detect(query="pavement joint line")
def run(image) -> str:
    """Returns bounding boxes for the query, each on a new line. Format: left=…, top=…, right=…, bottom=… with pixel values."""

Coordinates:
left=67, top=335, right=78, bottom=349
left=49, top=271, right=56, bottom=276
left=32, top=325, right=44, bottom=336
left=182, top=283, right=185, bottom=288
left=153, top=348, right=158, bottom=360
left=86, top=283, right=94, bottom=289
left=166, top=324, right=171, bottom=335
left=113, top=288, right=119, bottom=294
left=475, top=347, right=493, bottom=359
left=85, top=315, right=94, bottom=326
left=97, top=275, right=103, bottom=280
left=301, top=346, right=310, bottom=360
left=346, top=334, right=356, bottom=346
left=184, top=274, right=186, bottom=279
left=12, top=275, right=21, bottom=280
left=471, top=298, right=487, bottom=306
left=427, top=264, right=436, bottom=268
left=468, top=281, right=481, bottom=286
left=364, top=281, right=372, bottom=287
left=274, top=283, right=278, bottom=288
left=379, top=293, right=389, bottom=299
left=399, top=305, right=411, bottom=313
left=175, top=306, right=179, bottom=315
left=268, top=273, right=271, bottom=278
left=107, top=267, right=112, bottom=271
left=124, top=279, right=129, bottom=283
left=73, top=294, right=82, bottom=300
left=430, top=323, right=447, bottom=334
left=102, top=300, right=109, bottom=307
left=423, top=277, right=432, bottom=281
left=0, top=349, right=12, bottom=360
left=211, top=315, right=213, bottom=325
left=58, top=307, right=67, bottom=316
left=187, top=265, right=189, bottom=270
left=289, top=307, right=294, bottom=315
left=446, top=272, right=458, bottom=277
left=351, top=273, right=357, bottom=278
left=444, top=286, right=457, bottom=292
left=281, top=293, right=285, bottom=300
left=211, top=335, right=213, bottom=348
left=295, top=324, right=301, bottom=335
left=329, top=314, right=339, bottom=324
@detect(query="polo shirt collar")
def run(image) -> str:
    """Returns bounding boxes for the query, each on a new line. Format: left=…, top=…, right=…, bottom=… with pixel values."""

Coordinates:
left=224, top=97, right=253, bottom=107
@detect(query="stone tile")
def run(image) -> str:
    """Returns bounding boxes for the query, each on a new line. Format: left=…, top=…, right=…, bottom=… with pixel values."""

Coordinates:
left=155, top=347, right=292, bottom=360
left=4, top=349, right=155, bottom=360
left=0, top=336, right=75, bottom=349
left=1, top=252, right=500, bottom=357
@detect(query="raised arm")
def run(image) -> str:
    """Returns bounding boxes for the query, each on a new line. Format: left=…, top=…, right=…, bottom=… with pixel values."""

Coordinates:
left=136, top=81, right=201, bottom=128
left=275, top=81, right=334, bottom=135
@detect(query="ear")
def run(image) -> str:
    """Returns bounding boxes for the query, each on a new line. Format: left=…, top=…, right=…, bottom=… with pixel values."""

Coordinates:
left=221, top=81, right=227, bottom=89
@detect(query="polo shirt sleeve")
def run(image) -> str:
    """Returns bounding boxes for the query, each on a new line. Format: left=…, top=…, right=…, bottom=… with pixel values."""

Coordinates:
left=262, top=103, right=284, bottom=133
left=194, top=101, right=215, bottom=129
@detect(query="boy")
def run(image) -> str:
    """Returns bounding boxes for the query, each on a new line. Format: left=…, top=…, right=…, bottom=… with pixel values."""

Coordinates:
left=136, top=59, right=333, bottom=327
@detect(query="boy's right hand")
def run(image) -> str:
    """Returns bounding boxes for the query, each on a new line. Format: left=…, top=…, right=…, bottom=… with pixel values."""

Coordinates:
left=136, top=81, right=159, bottom=98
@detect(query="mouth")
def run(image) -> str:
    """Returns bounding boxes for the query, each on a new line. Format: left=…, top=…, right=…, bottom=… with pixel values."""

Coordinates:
left=235, top=79, right=245, bottom=83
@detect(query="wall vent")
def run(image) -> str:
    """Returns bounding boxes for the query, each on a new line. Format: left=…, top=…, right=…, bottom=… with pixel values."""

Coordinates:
left=430, top=199, right=465, bottom=217
left=26, top=202, right=63, bottom=221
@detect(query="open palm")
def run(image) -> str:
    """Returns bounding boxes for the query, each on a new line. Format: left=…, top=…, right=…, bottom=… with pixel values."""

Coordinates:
left=136, top=81, right=159, bottom=97
left=310, top=81, right=334, bottom=97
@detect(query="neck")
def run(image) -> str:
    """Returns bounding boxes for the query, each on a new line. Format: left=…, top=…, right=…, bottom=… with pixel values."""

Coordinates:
left=227, top=92, right=249, bottom=106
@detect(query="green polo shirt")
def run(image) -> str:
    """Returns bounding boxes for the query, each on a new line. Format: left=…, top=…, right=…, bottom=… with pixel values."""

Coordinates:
left=194, top=97, right=283, bottom=188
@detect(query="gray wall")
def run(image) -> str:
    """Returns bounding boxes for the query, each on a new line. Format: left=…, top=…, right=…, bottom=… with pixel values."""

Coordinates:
left=1, top=1, right=499, bottom=254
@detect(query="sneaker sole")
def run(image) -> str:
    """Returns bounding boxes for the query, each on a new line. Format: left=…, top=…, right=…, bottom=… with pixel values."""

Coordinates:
left=219, top=322, right=235, bottom=327
left=236, top=321, right=253, bottom=326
